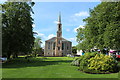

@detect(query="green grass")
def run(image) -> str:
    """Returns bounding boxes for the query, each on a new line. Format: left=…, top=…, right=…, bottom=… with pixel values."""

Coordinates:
left=2, top=57, right=119, bottom=78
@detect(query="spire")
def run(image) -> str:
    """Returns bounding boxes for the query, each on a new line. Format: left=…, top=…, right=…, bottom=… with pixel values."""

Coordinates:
left=58, top=12, right=61, bottom=23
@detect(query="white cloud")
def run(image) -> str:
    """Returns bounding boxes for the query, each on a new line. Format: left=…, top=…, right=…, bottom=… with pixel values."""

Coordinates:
left=74, top=11, right=89, bottom=17
left=69, top=37, right=77, bottom=42
left=47, top=34, right=56, bottom=39
left=38, top=33, right=45, bottom=36
left=34, top=30, right=44, bottom=36
left=32, top=24, right=35, bottom=28
left=53, top=21, right=59, bottom=24
left=69, top=11, right=89, bottom=23
left=66, top=29, right=70, bottom=32
left=41, top=41, right=45, bottom=48
left=34, top=30, right=47, bottom=39
left=74, top=25, right=84, bottom=33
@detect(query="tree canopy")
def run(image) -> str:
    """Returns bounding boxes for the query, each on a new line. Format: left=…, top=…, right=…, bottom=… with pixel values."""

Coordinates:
left=77, top=2, right=120, bottom=50
left=2, top=2, right=35, bottom=59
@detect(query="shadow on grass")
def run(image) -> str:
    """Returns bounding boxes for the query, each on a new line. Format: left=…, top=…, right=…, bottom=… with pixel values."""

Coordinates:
left=2, top=57, right=73, bottom=68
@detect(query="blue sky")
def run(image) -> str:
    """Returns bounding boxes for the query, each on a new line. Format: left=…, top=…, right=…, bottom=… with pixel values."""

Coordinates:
left=0, top=1, right=101, bottom=47
left=32, top=2, right=101, bottom=47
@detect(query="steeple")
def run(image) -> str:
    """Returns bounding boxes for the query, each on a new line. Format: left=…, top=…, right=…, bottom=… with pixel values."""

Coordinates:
left=58, top=12, right=61, bottom=23
left=57, top=12, right=62, bottom=37
left=58, top=12, right=61, bottom=24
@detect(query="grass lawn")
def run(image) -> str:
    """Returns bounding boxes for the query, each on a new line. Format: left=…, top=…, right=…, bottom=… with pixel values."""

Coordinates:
left=2, top=57, right=119, bottom=78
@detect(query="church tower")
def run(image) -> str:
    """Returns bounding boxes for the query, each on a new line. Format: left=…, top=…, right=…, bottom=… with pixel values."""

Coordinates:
left=55, top=13, right=62, bottom=56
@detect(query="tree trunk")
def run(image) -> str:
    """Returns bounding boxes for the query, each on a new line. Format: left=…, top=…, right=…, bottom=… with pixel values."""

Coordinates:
left=7, top=51, right=11, bottom=59
left=15, top=53, right=18, bottom=58
left=13, top=53, right=18, bottom=58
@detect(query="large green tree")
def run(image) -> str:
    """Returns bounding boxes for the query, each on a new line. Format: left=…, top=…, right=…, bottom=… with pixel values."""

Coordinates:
left=2, top=2, right=35, bottom=59
left=77, top=2, right=120, bottom=51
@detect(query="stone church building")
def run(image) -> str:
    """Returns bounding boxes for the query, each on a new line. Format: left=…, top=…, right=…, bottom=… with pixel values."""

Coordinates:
left=44, top=14, right=72, bottom=56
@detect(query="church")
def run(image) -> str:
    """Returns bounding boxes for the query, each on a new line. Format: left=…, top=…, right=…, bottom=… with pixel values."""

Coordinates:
left=44, top=13, right=72, bottom=57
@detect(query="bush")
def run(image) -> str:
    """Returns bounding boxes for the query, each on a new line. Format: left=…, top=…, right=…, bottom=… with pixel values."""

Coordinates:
left=71, top=52, right=118, bottom=74
left=87, top=54, right=118, bottom=73
left=71, top=52, right=97, bottom=67
left=79, top=52, right=97, bottom=72
left=71, top=58, right=80, bottom=66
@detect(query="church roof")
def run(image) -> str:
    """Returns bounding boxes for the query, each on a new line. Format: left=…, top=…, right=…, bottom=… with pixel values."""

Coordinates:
left=45, top=37, right=71, bottom=42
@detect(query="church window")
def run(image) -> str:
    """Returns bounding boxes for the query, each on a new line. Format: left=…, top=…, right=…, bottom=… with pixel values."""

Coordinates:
left=62, top=53, right=63, bottom=56
left=62, top=43, right=64, bottom=50
left=53, top=42, right=55, bottom=50
left=48, top=42, right=50, bottom=49
left=58, top=40, right=60, bottom=44
left=67, top=46, right=68, bottom=50
left=67, top=44, right=69, bottom=50
left=58, top=47, right=60, bottom=50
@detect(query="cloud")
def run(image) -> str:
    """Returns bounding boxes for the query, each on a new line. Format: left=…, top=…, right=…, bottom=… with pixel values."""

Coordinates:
left=69, top=37, right=77, bottom=42
left=38, top=33, right=45, bottom=36
left=74, top=11, right=89, bottom=17
left=47, top=34, right=56, bottom=39
left=69, top=11, right=89, bottom=23
left=66, top=29, right=70, bottom=32
left=32, top=24, right=35, bottom=28
left=74, top=25, right=84, bottom=32
left=53, top=21, right=59, bottom=24
left=34, top=30, right=47, bottom=39
left=41, top=41, right=45, bottom=48
left=34, top=30, right=44, bottom=36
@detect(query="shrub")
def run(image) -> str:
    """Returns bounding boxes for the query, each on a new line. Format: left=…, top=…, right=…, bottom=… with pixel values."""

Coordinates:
left=71, top=58, right=80, bottom=66
left=71, top=52, right=97, bottom=67
left=87, top=54, right=118, bottom=73
left=71, top=52, right=118, bottom=73
left=79, top=52, right=97, bottom=72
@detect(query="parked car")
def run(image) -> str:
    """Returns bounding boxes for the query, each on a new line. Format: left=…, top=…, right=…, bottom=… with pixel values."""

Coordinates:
left=109, top=50, right=120, bottom=59
left=116, top=51, right=120, bottom=58
left=0, top=57, right=7, bottom=62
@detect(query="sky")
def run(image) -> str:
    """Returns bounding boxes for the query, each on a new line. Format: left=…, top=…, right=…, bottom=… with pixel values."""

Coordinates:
left=0, top=1, right=101, bottom=47
left=32, top=2, right=101, bottom=47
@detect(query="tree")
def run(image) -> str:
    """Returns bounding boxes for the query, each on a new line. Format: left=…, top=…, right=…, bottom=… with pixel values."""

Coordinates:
left=72, top=46, right=77, bottom=55
left=2, top=2, right=35, bottom=59
left=77, top=2, right=120, bottom=51
left=33, top=37, right=43, bottom=57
